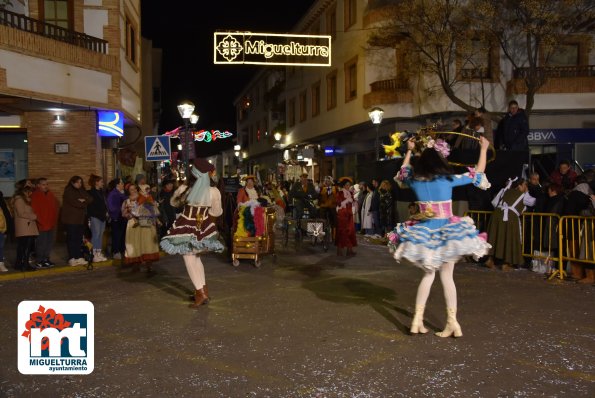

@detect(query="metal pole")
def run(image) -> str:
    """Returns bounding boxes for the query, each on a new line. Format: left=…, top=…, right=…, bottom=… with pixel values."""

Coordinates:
left=184, top=118, right=190, bottom=178
left=375, top=124, right=379, bottom=161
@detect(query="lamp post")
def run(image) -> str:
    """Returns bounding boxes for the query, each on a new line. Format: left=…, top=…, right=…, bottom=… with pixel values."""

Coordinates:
left=368, top=107, right=384, bottom=161
left=177, top=100, right=195, bottom=177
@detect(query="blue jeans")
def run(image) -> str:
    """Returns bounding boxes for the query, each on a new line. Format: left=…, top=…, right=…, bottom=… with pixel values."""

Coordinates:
left=89, top=217, right=106, bottom=251
left=0, top=232, right=5, bottom=261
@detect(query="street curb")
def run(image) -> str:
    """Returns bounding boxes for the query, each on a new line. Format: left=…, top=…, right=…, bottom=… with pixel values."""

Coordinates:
left=0, top=252, right=168, bottom=282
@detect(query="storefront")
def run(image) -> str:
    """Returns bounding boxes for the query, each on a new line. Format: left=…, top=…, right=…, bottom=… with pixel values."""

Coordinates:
left=528, top=128, right=595, bottom=175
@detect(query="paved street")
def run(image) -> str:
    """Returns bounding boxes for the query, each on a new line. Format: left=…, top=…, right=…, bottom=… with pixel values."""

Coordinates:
left=1, top=236, right=594, bottom=397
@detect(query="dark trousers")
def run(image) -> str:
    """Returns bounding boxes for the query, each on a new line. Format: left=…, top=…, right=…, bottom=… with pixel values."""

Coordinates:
left=16, top=236, right=35, bottom=270
left=110, top=219, right=127, bottom=255
left=35, top=229, right=55, bottom=261
left=65, top=224, right=84, bottom=260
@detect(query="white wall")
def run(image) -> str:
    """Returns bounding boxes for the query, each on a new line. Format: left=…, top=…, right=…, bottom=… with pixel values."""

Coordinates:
left=0, top=49, right=111, bottom=104
left=83, top=9, right=108, bottom=40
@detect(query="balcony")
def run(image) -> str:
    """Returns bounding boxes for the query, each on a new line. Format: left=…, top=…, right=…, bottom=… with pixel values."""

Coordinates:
left=363, top=78, right=413, bottom=108
left=508, top=65, right=595, bottom=95
left=0, top=8, right=107, bottom=53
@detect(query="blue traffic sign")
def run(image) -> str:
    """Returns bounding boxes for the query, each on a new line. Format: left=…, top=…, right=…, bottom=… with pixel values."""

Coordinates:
left=145, top=136, right=171, bottom=161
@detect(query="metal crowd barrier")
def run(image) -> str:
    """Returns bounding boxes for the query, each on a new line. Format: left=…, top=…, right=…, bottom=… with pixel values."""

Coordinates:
left=465, top=210, right=595, bottom=281
left=556, top=216, right=595, bottom=281
left=464, top=210, right=492, bottom=233
left=522, top=213, right=562, bottom=280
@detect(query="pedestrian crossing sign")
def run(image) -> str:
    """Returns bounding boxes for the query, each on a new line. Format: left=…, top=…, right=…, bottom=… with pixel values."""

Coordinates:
left=145, top=136, right=171, bottom=161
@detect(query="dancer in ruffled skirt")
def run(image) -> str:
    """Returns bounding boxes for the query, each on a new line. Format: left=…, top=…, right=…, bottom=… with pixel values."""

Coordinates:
left=389, top=136, right=491, bottom=337
left=160, top=158, right=224, bottom=308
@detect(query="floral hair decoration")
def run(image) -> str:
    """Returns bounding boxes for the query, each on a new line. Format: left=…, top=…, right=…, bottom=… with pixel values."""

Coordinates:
left=418, top=136, right=450, bottom=158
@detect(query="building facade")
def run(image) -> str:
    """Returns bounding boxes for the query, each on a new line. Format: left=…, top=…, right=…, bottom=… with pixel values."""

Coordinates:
left=0, top=0, right=143, bottom=196
left=234, top=0, right=595, bottom=183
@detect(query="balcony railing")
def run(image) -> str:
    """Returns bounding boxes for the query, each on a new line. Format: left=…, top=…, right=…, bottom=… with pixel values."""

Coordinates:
left=513, top=65, right=595, bottom=79
left=0, top=8, right=108, bottom=54
left=370, top=78, right=410, bottom=91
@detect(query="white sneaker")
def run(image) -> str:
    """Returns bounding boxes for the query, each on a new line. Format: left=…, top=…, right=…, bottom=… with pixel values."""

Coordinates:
left=76, top=258, right=88, bottom=266
left=92, top=253, right=107, bottom=263
left=0, top=262, right=8, bottom=272
left=68, top=258, right=79, bottom=266
left=113, top=253, right=122, bottom=260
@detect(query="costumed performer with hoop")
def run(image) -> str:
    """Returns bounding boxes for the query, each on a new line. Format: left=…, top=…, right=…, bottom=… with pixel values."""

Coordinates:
left=389, top=135, right=491, bottom=337
left=160, top=158, right=224, bottom=309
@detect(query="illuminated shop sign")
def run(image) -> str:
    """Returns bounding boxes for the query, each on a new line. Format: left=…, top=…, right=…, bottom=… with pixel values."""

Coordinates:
left=214, top=32, right=331, bottom=66
left=97, top=111, right=124, bottom=137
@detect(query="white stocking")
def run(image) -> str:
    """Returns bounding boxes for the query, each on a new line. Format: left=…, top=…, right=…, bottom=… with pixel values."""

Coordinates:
left=439, top=261, right=457, bottom=309
left=183, top=254, right=205, bottom=290
left=415, top=271, right=436, bottom=307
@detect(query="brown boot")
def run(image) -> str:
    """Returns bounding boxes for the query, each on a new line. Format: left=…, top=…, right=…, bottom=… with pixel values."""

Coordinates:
left=188, top=288, right=209, bottom=308
left=337, top=247, right=344, bottom=256
left=485, top=257, right=496, bottom=269
left=203, top=284, right=210, bottom=300
left=578, top=269, right=595, bottom=284
left=346, top=247, right=356, bottom=257
left=502, top=264, right=514, bottom=272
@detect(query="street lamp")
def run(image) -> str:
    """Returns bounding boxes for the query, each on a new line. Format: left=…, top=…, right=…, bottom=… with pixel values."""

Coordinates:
left=368, top=106, right=384, bottom=161
left=177, top=100, right=195, bottom=177
left=274, top=131, right=283, bottom=142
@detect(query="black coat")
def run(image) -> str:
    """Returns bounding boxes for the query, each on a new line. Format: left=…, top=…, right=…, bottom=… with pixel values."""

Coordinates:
left=495, top=110, right=529, bottom=151
left=87, top=188, right=108, bottom=221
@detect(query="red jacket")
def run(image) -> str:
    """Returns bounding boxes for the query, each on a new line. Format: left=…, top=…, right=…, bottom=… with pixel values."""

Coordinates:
left=30, top=189, right=59, bottom=231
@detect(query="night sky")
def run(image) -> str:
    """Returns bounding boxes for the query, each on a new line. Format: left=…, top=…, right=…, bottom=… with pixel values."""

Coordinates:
left=141, top=1, right=317, bottom=136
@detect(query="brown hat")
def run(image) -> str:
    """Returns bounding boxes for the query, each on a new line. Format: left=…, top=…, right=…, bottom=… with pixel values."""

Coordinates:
left=193, top=158, right=215, bottom=173
left=242, top=175, right=256, bottom=181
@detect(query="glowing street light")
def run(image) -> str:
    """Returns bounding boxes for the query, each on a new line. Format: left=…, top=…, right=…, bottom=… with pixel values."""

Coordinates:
left=177, top=100, right=195, bottom=177
left=368, top=107, right=384, bottom=161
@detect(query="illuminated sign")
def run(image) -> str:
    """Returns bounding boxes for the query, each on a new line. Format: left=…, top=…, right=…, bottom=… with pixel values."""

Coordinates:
left=97, top=111, right=124, bottom=137
left=194, top=130, right=233, bottom=142
left=164, top=127, right=234, bottom=143
left=214, top=32, right=331, bottom=66
left=324, top=147, right=335, bottom=156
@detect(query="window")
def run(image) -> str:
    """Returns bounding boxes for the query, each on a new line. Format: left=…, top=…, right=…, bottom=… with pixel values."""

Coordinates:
left=288, top=97, right=296, bottom=127
left=548, top=44, right=580, bottom=66
left=311, top=81, right=321, bottom=117
left=458, top=36, right=498, bottom=80
left=39, top=0, right=72, bottom=29
left=326, top=70, right=337, bottom=110
left=125, top=16, right=138, bottom=66
left=326, top=4, right=337, bottom=40
left=344, top=56, right=357, bottom=102
left=299, top=90, right=307, bottom=122
left=344, top=0, right=356, bottom=30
